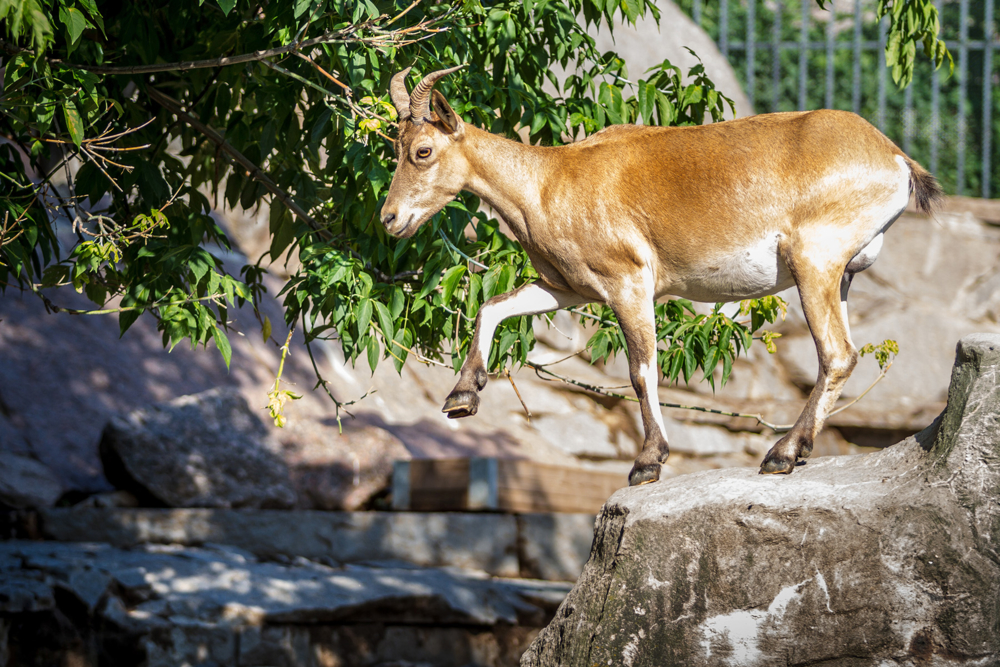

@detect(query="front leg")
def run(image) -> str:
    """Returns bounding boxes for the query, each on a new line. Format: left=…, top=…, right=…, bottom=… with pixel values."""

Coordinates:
left=608, top=283, right=671, bottom=486
left=443, top=282, right=588, bottom=418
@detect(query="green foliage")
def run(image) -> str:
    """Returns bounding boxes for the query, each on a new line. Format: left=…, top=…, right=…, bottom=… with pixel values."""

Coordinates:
left=877, top=0, right=951, bottom=87
left=859, top=338, right=899, bottom=370
left=0, top=0, right=939, bottom=404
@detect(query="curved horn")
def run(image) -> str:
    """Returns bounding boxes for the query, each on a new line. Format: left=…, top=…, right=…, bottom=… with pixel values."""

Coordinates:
left=389, top=68, right=412, bottom=121
left=409, top=64, right=465, bottom=123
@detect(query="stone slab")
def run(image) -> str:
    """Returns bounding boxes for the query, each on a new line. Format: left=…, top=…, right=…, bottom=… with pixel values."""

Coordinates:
left=40, top=508, right=521, bottom=578
left=0, top=540, right=573, bottom=667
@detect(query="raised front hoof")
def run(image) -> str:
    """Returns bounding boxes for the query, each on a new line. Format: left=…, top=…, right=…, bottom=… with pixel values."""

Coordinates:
left=442, top=390, right=480, bottom=419
left=628, top=463, right=661, bottom=486
left=759, top=451, right=797, bottom=475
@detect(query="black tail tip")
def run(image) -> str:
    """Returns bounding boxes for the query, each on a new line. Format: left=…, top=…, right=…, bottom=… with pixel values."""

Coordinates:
left=909, top=160, right=944, bottom=215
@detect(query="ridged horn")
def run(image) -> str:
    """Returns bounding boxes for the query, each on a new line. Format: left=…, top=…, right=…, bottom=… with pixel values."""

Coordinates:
left=409, top=64, right=465, bottom=123
left=389, top=68, right=412, bottom=121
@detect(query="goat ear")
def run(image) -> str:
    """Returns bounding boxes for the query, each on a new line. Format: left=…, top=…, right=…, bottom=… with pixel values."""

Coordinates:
left=432, top=90, right=462, bottom=136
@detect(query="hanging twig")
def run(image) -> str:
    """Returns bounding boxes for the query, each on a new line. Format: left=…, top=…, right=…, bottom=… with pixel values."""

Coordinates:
left=303, top=336, right=374, bottom=433
left=504, top=367, right=532, bottom=421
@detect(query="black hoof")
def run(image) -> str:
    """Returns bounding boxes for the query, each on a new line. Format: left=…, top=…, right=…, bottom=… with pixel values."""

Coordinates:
left=442, top=390, right=479, bottom=419
left=759, top=451, right=796, bottom=475
left=628, top=462, right=661, bottom=486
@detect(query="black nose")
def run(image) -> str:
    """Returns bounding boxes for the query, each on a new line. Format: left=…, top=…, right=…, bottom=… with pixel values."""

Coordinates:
left=382, top=213, right=396, bottom=228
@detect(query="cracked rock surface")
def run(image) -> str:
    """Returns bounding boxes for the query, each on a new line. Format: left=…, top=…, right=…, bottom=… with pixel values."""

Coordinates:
left=521, top=334, right=1000, bottom=666
left=0, top=540, right=570, bottom=666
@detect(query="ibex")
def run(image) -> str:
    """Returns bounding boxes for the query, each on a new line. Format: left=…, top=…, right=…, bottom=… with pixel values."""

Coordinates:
left=380, top=66, right=942, bottom=485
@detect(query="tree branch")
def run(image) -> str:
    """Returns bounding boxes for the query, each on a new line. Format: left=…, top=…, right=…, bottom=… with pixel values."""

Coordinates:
left=146, top=86, right=326, bottom=237
left=2, top=25, right=375, bottom=75
left=0, top=9, right=452, bottom=76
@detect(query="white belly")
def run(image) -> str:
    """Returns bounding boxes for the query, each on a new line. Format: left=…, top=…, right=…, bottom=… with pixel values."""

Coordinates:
left=664, top=233, right=794, bottom=302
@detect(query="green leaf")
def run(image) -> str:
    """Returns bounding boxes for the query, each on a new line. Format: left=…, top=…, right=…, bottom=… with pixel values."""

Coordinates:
left=621, top=0, right=641, bottom=23
left=373, top=300, right=394, bottom=345
left=119, top=309, right=142, bottom=337
left=389, top=286, right=405, bottom=319
left=637, top=82, right=655, bottom=125
left=367, top=335, right=380, bottom=371
left=217, top=0, right=237, bottom=16
left=441, top=265, right=466, bottom=304
left=212, top=325, right=233, bottom=369
left=62, top=103, right=84, bottom=146
left=59, top=6, right=88, bottom=44
left=356, top=297, right=373, bottom=336
left=262, top=315, right=272, bottom=342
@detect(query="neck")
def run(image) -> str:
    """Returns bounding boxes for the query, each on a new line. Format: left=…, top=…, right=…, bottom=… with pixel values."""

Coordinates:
left=461, top=125, right=548, bottom=240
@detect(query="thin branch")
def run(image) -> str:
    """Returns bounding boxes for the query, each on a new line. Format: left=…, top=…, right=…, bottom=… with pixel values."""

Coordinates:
left=438, top=227, right=487, bottom=270
left=524, top=352, right=894, bottom=433
left=567, top=306, right=618, bottom=327
left=0, top=10, right=452, bottom=75
left=38, top=291, right=227, bottom=316
left=826, top=360, right=893, bottom=419
left=294, top=52, right=350, bottom=92
left=524, top=360, right=792, bottom=432
left=304, top=336, right=374, bottom=432
left=1, top=27, right=373, bottom=75
left=386, top=0, right=423, bottom=27
left=504, top=367, right=532, bottom=421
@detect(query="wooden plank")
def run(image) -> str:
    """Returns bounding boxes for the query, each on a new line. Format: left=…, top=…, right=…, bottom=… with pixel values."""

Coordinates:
left=495, top=459, right=625, bottom=514
left=496, top=486, right=620, bottom=514
left=407, top=459, right=470, bottom=511
left=392, top=457, right=626, bottom=513
left=409, top=459, right=469, bottom=491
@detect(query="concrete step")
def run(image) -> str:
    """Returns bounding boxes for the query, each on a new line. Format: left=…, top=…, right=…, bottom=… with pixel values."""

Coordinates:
left=37, top=508, right=598, bottom=582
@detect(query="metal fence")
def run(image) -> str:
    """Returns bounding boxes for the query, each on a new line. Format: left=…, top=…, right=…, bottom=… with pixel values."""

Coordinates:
left=681, top=0, right=999, bottom=198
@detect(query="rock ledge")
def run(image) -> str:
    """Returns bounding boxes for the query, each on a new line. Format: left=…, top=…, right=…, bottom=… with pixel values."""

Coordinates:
left=522, top=334, right=1000, bottom=666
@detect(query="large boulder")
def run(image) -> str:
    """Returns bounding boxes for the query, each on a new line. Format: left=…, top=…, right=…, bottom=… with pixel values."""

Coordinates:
left=282, top=424, right=409, bottom=511
left=0, top=452, right=62, bottom=509
left=522, top=334, right=1000, bottom=665
left=99, top=387, right=296, bottom=509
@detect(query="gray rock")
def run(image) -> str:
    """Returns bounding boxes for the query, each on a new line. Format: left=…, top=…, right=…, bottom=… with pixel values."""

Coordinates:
left=0, top=451, right=62, bottom=509
left=283, top=424, right=409, bottom=510
left=521, top=334, right=1000, bottom=665
left=40, top=508, right=522, bottom=577
left=99, top=387, right=296, bottom=509
left=0, top=540, right=571, bottom=667
left=518, top=513, right=597, bottom=582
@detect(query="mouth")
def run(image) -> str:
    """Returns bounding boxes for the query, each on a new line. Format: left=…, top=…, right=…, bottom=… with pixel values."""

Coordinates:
left=392, top=214, right=417, bottom=238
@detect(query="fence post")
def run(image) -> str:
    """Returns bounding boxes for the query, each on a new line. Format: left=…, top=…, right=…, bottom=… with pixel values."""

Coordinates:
left=984, top=0, right=995, bottom=198
left=958, top=0, right=970, bottom=195
left=799, top=0, right=810, bottom=110
left=826, top=0, right=836, bottom=109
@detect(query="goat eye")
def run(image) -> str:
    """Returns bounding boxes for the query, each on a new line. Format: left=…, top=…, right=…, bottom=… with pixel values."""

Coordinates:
left=416, top=147, right=432, bottom=159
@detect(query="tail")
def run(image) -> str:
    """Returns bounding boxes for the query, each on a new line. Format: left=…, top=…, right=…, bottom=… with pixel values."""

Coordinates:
left=904, top=155, right=943, bottom=214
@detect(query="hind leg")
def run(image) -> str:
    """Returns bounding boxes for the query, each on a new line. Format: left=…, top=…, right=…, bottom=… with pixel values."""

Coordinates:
left=760, top=246, right=858, bottom=474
